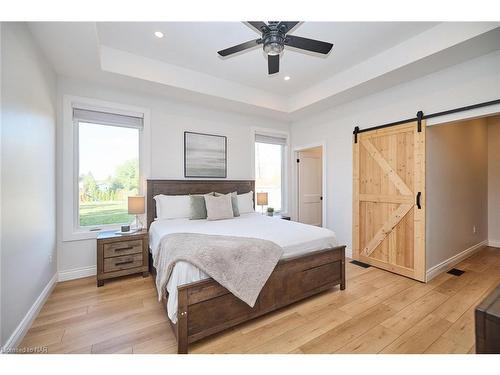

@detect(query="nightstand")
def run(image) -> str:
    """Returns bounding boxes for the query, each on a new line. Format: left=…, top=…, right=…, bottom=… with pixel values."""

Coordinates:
left=96, top=230, right=149, bottom=287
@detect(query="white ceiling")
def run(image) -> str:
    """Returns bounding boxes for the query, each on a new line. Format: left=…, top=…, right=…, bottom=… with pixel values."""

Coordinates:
left=28, top=22, right=500, bottom=119
left=96, top=22, right=438, bottom=96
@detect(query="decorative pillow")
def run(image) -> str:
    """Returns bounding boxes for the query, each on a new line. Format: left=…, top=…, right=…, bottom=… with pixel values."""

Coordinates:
left=214, top=191, right=240, bottom=217
left=237, top=191, right=254, bottom=214
left=189, top=193, right=214, bottom=220
left=205, top=194, right=234, bottom=221
left=154, top=194, right=191, bottom=219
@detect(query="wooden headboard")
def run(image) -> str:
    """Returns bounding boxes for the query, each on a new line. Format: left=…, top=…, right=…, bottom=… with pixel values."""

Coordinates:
left=146, top=179, right=255, bottom=229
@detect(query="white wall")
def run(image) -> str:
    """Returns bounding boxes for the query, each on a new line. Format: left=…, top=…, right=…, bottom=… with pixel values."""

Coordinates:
left=56, top=77, right=289, bottom=278
left=290, top=50, right=500, bottom=257
left=426, top=119, right=489, bottom=269
left=0, top=21, right=3, bottom=346
left=488, top=115, right=500, bottom=247
left=1, top=23, right=57, bottom=347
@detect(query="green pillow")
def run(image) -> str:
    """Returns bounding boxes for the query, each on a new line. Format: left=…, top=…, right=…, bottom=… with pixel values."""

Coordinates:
left=214, top=191, right=239, bottom=217
left=189, top=193, right=214, bottom=220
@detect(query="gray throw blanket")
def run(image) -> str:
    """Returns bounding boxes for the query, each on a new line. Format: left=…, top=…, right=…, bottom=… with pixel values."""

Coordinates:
left=153, top=233, right=283, bottom=307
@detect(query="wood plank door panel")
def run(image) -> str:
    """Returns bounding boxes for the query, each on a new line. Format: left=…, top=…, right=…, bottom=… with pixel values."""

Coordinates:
left=353, top=121, right=426, bottom=281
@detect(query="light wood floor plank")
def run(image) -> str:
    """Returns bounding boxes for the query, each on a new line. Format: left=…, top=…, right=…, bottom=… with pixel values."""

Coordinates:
left=383, top=272, right=452, bottom=311
left=433, top=266, right=500, bottom=323
left=91, top=321, right=172, bottom=354
left=245, top=308, right=352, bottom=353
left=338, top=277, right=414, bottom=316
left=335, top=325, right=399, bottom=353
left=299, top=303, right=397, bottom=353
left=192, top=312, right=309, bottom=354
left=380, top=290, right=449, bottom=334
left=380, top=313, right=452, bottom=353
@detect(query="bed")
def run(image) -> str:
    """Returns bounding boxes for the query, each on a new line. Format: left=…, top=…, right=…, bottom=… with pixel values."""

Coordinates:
left=147, top=179, right=346, bottom=354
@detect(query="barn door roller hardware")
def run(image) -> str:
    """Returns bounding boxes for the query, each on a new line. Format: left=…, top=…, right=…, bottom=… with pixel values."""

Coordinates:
left=416, top=111, right=423, bottom=132
left=353, top=98, right=500, bottom=138
left=353, top=126, right=360, bottom=144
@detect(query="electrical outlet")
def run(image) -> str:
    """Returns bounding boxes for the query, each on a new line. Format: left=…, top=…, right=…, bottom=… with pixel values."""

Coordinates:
left=473, top=226, right=477, bottom=234
left=49, top=254, right=53, bottom=264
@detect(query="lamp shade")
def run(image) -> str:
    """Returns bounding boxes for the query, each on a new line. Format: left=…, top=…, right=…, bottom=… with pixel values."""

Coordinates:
left=256, top=192, right=268, bottom=206
left=128, top=196, right=145, bottom=214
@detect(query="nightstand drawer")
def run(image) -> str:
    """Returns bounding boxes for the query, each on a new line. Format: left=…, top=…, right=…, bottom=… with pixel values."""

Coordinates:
left=103, top=253, right=143, bottom=273
left=103, top=239, right=143, bottom=258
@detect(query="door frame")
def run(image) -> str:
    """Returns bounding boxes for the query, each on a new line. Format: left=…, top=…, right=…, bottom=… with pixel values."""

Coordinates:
left=293, top=142, right=327, bottom=228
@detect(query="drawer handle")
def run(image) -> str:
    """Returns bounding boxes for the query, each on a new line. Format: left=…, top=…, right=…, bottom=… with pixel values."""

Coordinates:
left=115, top=246, right=133, bottom=252
left=115, top=260, right=134, bottom=266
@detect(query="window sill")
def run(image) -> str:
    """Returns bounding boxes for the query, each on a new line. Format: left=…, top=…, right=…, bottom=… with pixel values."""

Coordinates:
left=63, top=225, right=123, bottom=242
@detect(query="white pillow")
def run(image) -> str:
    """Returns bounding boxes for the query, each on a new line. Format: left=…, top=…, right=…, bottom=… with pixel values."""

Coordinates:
left=205, top=194, right=234, bottom=221
left=237, top=191, right=254, bottom=214
left=154, top=194, right=191, bottom=219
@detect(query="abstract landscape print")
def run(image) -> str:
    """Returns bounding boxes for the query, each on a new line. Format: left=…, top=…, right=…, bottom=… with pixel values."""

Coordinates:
left=184, top=131, right=227, bottom=178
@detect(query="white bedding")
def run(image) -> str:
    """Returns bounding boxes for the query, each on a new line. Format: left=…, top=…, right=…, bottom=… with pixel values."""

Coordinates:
left=149, top=213, right=337, bottom=322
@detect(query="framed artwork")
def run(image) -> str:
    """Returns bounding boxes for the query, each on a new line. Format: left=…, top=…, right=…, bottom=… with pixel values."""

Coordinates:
left=184, top=131, right=227, bottom=178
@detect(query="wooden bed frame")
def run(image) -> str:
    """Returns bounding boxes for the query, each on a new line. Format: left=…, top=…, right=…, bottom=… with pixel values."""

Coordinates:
left=147, top=179, right=346, bottom=354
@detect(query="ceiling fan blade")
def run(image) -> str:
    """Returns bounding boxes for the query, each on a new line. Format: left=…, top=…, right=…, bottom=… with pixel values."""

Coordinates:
left=247, top=21, right=269, bottom=33
left=285, top=34, right=333, bottom=54
left=217, top=39, right=261, bottom=57
left=277, top=21, right=300, bottom=33
left=268, top=54, right=279, bottom=75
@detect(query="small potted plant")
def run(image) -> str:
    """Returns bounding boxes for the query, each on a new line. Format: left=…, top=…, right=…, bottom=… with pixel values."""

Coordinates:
left=266, top=207, right=274, bottom=217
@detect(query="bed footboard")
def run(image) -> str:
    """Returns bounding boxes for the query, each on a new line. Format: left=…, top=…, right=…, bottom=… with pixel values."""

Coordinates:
left=172, top=245, right=345, bottom=354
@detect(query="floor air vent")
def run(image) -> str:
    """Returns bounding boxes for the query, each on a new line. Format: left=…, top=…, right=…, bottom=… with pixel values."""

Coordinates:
left=350, top=260, right=371, bottom=268
left=447, top=268, right=465, bottom=276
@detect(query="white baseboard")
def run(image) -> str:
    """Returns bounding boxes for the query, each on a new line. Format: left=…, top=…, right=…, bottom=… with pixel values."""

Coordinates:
left=488, top=239, right=500, bottom=248
left=58, top=265, right=96, bottom=282
left=426, top=240, right=488, bottom=281
left=345, top=247, right=353, bottom=259
left=1, top=273, right=57, bottom=353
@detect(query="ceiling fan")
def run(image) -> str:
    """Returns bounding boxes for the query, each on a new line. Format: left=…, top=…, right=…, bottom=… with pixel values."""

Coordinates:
left=217, top=21, right=333, bottom=75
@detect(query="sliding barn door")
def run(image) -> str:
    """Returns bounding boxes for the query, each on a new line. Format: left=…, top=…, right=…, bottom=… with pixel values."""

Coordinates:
left=353, top=120, right=426, bottom=281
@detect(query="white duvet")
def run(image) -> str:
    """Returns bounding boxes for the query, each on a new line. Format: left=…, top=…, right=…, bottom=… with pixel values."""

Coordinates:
left=149, top=213, right=337, bottom=323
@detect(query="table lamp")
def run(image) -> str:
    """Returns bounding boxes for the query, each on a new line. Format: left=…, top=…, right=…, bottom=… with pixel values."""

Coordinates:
left=128, top=196, right=145, bottom=231
left=256, top=192, right=268, bottom=214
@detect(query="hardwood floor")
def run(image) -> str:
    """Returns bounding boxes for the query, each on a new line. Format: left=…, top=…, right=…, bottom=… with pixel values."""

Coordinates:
left=20, top=246, right=500, bottom=354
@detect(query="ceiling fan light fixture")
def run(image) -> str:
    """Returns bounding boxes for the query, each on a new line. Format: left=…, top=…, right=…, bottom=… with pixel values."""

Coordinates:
left=264, top=42, right=284, bottom=56
left=154, top=31, right=164, bottom=38
left=263, top=32, right=285, bottom=56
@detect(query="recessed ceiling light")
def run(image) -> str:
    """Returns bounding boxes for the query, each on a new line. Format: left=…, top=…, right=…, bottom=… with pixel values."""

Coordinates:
left=284, top=76, right=291, bottom=81
left=154, top=31, right=164, bottom=38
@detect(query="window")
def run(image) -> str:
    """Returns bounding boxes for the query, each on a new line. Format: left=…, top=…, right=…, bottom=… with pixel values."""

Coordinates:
left=255, top=134, right=287, bottom=212
left=74, top=108, right=143, bottom=228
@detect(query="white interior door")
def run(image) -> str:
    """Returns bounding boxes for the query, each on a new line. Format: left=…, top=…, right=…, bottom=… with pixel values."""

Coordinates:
left=298, top=148, right=322, bottom=226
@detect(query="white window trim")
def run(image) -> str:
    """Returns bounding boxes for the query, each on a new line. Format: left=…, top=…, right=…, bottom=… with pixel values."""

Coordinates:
left=62, top=95, right=151, bottom=242
left=251, top=126, right=290, bottom=214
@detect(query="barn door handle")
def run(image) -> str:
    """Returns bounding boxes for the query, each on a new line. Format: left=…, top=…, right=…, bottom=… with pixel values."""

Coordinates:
left=416, top=192, right=422, bottom=209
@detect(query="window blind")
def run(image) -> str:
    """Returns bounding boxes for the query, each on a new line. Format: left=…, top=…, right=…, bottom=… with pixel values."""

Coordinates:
left=73, top=108, right=144, bottom=129
left=255, top=133, right=287, bottom=146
